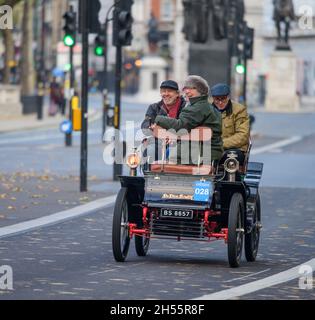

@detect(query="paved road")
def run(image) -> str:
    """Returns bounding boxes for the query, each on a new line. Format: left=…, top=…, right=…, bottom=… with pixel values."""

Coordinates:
left=1, top=104, right=315, bottom=300
left=0, top=186, right=314, bottom=300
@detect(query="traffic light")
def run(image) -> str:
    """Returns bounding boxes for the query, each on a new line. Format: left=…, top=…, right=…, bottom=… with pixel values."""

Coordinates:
left=235, top=62, right=245, bottom=74
left=87, top=0, right=101, bottom=33
left=244, top=26, right=254, bottom=60
left=79, top=0, right=101, bottom=34
left=234, top=20, right=246, bottom=57
left=63, top=11, right=76, bottom=47
left=94, top=34, right=106, bottom=56
left=113, top=0, right=134, bottom=47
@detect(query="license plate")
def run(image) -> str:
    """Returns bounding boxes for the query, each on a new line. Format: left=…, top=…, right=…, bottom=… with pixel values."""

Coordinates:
left=160, top=208, right=193, bottom=219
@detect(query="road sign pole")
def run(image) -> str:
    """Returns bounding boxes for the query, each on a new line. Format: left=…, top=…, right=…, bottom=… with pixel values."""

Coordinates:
left=113, top=44, right=123, bottom=181
left=102, top=20, right=109, bottom=141
left=65, top=37, right=74, bottom=147
left=80, top=0, right=89, bottom=192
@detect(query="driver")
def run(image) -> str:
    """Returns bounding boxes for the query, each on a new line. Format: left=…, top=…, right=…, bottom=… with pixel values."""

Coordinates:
left=210, top=83, right=250, bottom=165
left=141, top=80, right=186, bottom=162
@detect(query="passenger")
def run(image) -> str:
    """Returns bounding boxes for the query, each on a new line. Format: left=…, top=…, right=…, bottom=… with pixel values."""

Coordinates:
left=153, top=75, right=223, bottom=165
left=210, top=83, right=250, bottom=165
left=141, top=80, right=186, bottom=161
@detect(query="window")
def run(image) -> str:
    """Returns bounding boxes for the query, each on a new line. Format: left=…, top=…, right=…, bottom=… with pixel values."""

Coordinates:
left=160, top=0, right=174, bottom=21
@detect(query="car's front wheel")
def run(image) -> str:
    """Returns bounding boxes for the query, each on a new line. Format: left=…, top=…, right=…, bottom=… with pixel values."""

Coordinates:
left=112, top=188, right=130, bottom=262
left=228, top=193, right=244, bottom=268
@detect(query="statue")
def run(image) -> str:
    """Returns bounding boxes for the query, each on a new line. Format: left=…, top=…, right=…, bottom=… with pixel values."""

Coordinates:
left=182, top=0, right=210, bottom=43
left=182, top=0, right=245, bottom=43
left=212, top=0, right=227, bottom=40
left=273, top=0, right=295, bottom=49
left=147, top=13, right=160, bottom=53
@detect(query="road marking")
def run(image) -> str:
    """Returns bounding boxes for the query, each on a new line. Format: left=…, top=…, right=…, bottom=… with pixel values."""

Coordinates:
left=0, top=195, right=116, bottom=239
left=0, top=122, right=142, bottom=145
left=223, top=268, right=271, bottom=283
left=193, top=258, right=315, bottom=300
left=251, top=136, right=302, bottom=155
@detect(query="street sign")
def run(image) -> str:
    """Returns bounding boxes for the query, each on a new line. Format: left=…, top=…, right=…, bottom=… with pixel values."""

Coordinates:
left=60, top=120, right=72, bottom=134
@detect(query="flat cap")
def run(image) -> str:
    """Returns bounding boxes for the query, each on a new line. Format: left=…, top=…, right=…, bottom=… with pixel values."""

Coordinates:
left=160, top=80, right=179, bottom=91
left=210, top=83, right=230, bottom=96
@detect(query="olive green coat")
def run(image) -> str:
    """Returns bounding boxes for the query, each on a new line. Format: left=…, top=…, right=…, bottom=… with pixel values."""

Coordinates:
left=221, top=101, right=250, bottom=152
left=155, top=95, right=223, bottom=163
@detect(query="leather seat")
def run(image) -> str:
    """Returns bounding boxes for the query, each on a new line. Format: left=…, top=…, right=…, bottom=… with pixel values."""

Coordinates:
left=150, top=163, right=213, bottom=175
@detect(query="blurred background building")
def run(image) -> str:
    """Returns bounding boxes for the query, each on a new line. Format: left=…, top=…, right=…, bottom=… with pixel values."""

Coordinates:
left=0, top=0, right=314, bottom=109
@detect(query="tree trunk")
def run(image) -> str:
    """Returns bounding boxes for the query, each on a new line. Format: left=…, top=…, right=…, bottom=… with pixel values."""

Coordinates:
left=21, top=0, right=36, bottom=96
left=3, top=29, right=14, bottom=84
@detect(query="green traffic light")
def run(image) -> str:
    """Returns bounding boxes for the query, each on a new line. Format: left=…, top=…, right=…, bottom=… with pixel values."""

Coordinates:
left=64, top=63, right=71, bottom=71
left=95, top=46, right=104, bottom=56
left=236, top=64, right=245, bottom=74
left=63, top=34, right=75, bottom=47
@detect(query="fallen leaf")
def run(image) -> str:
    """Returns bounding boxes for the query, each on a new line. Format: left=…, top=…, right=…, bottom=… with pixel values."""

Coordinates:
left=31, top=194, right=46, bottom=199
left=79, top=196, right=90, bottom=202
left=7, top=206, right=16, bottom=210
left=12, top=187, right=23, bottom=192
left=0, top=194, right=8, bottom=199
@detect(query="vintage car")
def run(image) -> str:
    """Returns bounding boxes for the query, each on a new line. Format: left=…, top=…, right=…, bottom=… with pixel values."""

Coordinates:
left=111, top=126, right=263, bottom=268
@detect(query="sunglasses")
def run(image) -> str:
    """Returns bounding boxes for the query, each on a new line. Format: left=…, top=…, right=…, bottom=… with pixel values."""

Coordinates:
left=213, top=96, right=228, bottom=102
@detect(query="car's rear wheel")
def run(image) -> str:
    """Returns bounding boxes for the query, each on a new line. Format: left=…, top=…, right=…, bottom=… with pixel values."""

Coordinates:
left=112, top=188, right=130, bottom=262
left=135, top=235, right=150, bottom=256
left=228, top=193, right=244, bottom=268
left=245, top=193, right=261, bottom=262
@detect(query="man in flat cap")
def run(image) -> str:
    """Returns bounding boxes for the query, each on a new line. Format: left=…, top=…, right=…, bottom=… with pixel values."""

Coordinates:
left=154, top=75, right=223, bottom=165
left=141, top=80, right=186, bottom=162
left=210, top=83, right=250, bottom=165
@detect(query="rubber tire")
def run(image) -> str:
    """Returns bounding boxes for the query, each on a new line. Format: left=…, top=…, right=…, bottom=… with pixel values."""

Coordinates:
left=112, top=188, right=130, bottom=262
left=228, top=193, right=244, bottom=268
left=135, top=235, right=150, bottom=256
left=245, top=193, right=261, bottom=262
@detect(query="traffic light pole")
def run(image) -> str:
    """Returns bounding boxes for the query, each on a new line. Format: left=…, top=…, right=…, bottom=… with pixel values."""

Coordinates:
left=243, top=57, right=247, bottom=105
left=102, top=4, right=115, bottom=142
left=80, top=0, right=89, bottom=192
left=113, top=44, right=123, bottom=180
left=65, top=43, right=74, bottom=146
left=102, top=20, right=109, bottom=142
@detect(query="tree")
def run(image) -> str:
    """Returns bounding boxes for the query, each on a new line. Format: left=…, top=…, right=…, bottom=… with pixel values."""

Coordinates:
left=20, top=0, right=36, bottom=95
left=0, top=0, right=21, bottom=84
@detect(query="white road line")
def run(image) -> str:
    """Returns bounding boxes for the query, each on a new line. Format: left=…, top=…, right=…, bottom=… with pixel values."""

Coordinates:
left=223, top=268, right=271, bottom=283
left=193, top=258, right=315, bottom=300
left=251, top=136, right=302, bottom=155
left=0, top=195, right=116, bottom=239
left=0, top=122, right=142, bottom=145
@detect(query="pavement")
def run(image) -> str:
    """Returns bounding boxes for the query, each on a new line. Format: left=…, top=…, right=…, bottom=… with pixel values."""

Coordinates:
left=0, top=94, right=102, bottom=133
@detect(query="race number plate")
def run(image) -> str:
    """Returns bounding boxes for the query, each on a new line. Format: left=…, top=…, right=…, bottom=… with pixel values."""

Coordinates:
left=193, top=181, right=211, bottom=202
left=160, top=208, right=193, bottom=219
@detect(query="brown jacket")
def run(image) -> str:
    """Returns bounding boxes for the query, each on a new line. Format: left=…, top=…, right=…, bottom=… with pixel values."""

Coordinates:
left=220, top=101, right=250, bottom=152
